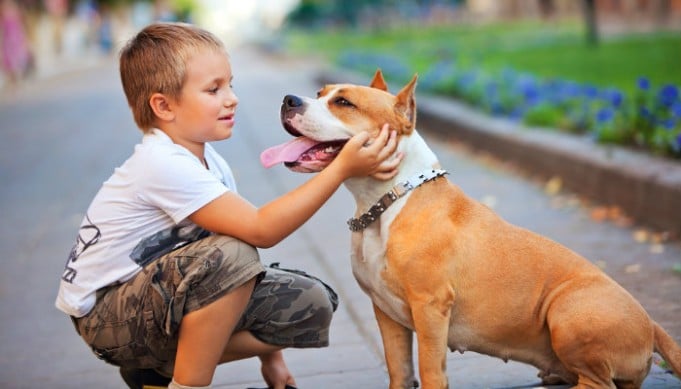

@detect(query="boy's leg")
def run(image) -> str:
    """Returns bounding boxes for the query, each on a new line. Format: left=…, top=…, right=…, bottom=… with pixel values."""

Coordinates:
left=217, top=267, right=335, bottom=388
left=234, top=267, right=336, bottom=350
left=172, top=277, right=256, bottom=386
left=71, top=235, right=265, bottom=386
left=221, top=332, right=296, bottom=388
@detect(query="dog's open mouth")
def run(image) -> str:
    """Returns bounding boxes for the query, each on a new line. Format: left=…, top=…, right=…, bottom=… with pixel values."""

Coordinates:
left=260, top=137, right=347, bottom=173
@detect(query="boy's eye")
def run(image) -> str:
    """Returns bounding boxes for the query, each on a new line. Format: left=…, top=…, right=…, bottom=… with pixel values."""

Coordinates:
left=208, top=87, right=219, bottom=94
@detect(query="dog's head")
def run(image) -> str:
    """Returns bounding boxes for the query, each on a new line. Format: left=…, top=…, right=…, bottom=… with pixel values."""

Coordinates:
left=260, top=69, right=417, bottom=172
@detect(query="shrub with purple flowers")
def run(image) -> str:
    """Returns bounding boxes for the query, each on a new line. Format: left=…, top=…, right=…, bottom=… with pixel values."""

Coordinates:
left=337, top=51, right=681, bottom=158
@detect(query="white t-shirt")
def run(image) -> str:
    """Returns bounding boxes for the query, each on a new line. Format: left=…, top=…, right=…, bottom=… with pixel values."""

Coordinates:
left=55, top=129, right=237, bottom=317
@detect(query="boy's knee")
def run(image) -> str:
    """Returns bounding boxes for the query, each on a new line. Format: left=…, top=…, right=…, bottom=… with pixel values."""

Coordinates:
left=305, top=279, right=334, bottom=328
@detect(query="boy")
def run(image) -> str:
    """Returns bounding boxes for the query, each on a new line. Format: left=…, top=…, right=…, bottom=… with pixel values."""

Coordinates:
left=55, top=22, right=401, bottom=389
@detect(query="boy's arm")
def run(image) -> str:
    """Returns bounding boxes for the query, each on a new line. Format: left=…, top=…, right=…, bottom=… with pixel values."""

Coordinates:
left=189, top=126, right=399, bottom=248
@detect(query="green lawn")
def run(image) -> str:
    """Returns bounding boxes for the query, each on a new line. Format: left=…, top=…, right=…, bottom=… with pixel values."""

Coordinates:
left=283, top=21, right=681, bottom=158
left=284, top=21, right=681, bottom=94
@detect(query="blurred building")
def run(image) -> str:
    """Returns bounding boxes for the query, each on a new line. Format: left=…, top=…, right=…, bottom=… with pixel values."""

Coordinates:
left=467, top=0, right=681, bottom=31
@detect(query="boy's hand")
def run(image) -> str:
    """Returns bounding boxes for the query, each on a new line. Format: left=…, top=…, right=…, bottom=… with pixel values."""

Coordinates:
left=336, top=123, right=402, bottom=180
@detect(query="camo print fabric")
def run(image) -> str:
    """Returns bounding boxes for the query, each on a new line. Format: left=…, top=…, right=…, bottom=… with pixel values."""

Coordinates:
left=71, top=234, right=336, bottom=377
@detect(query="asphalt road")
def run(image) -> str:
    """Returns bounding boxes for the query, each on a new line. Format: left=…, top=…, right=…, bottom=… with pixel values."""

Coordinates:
left=1, top=46, right=679, bottom=388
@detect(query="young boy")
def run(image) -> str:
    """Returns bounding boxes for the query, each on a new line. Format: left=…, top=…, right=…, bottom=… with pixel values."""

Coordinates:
left=55, top=22, right=401, bottom=389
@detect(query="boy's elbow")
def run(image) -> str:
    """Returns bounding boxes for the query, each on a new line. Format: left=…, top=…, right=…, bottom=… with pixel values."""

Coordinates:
left=250, top=235, right=276, bottom=249
left=253, top=239, right=276, bottom=249
left=250, top=232, right=281, bottom=249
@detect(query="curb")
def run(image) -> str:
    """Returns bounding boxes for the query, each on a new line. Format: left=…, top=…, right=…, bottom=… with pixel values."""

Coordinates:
left=316, top=69, right=681, bottom=237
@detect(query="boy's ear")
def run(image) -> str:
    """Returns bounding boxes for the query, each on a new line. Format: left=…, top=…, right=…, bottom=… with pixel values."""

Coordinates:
left=149, top=93, right=175, bottom=122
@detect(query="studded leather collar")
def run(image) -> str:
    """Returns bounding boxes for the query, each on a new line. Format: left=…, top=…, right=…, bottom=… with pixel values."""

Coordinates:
left=347, top=168, right=448, bottom=232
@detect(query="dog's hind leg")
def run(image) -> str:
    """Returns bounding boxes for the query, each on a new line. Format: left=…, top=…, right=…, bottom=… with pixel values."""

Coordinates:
left=373, top=304, right=419, bottom=389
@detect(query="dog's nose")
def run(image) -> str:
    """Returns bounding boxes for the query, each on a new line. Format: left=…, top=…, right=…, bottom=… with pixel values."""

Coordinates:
left=283, top=95, right=303, bottom=108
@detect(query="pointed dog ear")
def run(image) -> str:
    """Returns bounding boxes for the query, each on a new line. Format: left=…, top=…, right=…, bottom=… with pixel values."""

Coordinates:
left=369, top=69, right=388, bottom=91
left=395, top=74, right=418, bottom=132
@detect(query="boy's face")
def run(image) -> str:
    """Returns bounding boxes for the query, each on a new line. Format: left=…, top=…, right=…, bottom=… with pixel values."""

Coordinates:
left=171, top=48, right=238, bottom=144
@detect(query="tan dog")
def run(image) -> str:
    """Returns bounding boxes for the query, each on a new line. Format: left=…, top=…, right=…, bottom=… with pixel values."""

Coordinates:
left=260, top=70, right=681, bottom=389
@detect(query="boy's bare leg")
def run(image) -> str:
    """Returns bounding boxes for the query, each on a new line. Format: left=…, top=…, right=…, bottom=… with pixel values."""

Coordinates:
left=221, top=331, right=297, bottom=388
left=173, top=277, right=257, bottom=386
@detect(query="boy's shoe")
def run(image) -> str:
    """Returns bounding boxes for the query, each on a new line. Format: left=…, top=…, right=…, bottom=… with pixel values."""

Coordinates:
left=119, top=366, right=172, bottom=389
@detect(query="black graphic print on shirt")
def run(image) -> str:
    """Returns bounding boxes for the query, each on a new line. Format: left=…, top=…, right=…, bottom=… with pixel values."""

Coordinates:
left=130, top=223, right=211, bottom=267
left=62, top=214, right=101, bottom=284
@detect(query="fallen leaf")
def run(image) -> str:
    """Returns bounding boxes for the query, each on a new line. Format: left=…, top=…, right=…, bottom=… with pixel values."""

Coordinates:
left=613, top=216, right=634, bottom=228
left=606, top=206, right=622, bottom=220
left=625, top=264, right=641, bottom=273
left=590, top=207, right=609, bottom=222
left=633, top=229, right=649, bottom=243
left=544, top=176, right=562, bottom=195
left=650, top=232, right=669, bottom=244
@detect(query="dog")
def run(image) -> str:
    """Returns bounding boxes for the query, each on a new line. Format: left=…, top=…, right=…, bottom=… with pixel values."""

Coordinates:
left=260, top=69, right=681, bottom=389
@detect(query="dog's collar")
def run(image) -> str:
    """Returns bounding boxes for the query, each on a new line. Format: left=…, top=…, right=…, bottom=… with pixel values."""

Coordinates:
left=347, top=168, right=448, bottom=232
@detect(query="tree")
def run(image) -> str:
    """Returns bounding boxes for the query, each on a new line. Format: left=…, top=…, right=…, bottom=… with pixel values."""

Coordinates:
left=583, top=0, right=598, bottom=46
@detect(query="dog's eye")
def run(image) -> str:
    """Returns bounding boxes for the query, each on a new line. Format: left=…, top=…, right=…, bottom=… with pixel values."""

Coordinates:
left=334, top=97, right=354, bottom=107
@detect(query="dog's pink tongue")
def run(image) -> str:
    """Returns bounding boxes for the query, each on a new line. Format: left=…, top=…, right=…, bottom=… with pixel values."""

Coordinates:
left=260, top=137, right=321, bottom=168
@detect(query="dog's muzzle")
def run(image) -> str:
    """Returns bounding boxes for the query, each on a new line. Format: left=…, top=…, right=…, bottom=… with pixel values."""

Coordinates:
left=281, top=95, right=306, bottom=136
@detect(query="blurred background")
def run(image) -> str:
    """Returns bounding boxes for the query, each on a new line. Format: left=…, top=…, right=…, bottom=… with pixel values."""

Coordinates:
left=1, top=0, right=680, bottom=157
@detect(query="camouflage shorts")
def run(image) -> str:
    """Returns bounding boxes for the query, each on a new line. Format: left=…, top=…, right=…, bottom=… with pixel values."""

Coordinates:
left=71, top=234, right=336, bottom=376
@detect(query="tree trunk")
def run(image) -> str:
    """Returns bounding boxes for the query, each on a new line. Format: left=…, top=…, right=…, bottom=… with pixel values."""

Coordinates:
left=583, top=0, right=598, bottom=46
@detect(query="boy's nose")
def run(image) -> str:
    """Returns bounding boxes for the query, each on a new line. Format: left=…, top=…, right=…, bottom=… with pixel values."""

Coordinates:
left=224, top=92, right=239, bottom=106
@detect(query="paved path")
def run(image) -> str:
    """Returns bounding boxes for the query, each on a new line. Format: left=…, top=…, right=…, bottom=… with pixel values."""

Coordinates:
left=0, top=47, right=679, bottom=388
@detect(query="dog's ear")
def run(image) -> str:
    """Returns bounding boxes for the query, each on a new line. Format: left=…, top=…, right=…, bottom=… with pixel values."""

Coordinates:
left=395, top=74, right=418, bottom=133
left=369, top=69, right=388, bottom=92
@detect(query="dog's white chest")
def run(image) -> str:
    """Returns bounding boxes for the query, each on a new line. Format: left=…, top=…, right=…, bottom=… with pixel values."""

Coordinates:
left=350, top=219, right=413, bottom=329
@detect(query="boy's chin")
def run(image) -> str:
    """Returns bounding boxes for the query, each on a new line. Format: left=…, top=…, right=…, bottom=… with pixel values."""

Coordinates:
left=214, top=126, right=233, bottom=140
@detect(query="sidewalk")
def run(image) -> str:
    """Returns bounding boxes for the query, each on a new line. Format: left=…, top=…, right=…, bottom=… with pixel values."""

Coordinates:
left=0, top=46, right=679, bottom=388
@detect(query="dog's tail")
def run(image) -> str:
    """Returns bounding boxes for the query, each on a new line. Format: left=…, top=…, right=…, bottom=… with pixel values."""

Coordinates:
left=653, top=321, right=681, bottom=378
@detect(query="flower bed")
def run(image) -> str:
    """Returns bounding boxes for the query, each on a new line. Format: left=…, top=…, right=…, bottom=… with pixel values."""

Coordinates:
left=338, top=51, right=681, bottom=159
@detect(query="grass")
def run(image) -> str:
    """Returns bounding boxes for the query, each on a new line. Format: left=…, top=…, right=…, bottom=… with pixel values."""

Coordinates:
left=283, top=20, right=681, bottom=157
left=284, top=20, right=681, bottom=94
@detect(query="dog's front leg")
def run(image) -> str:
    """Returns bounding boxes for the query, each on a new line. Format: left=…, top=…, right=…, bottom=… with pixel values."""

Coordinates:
left=373, top=303, right=418, bottom=389
left=412, top=298, right=452, bottom=389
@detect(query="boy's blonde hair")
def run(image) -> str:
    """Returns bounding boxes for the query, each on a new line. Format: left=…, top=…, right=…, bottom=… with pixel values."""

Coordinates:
left=119, top=22, right=227, bottom=132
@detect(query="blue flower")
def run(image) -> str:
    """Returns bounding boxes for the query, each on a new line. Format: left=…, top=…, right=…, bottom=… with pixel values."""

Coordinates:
left=659, top=84, right=680, bottom=107
left=672, top=102, right=681, bottom=118
left=583, top=85, right=599, bottom=99
left=660, top=118, right=676, bottom=130
left=517, top=77, right=540, bottom=105
left=608, top=90, right=623, bottom=108
left=637, top=77, right=650, bottom=91
left=596, top=107, right=614, bottom=123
